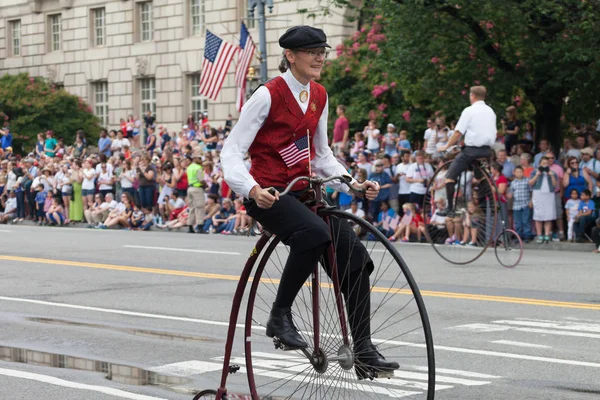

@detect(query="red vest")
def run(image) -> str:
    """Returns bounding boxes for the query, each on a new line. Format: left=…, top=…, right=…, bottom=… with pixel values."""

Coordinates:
left=249, top=76, right=327, bottom=192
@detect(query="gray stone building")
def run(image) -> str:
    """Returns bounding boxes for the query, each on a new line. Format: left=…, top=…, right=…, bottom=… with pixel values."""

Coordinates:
left=0, top=0, right=356, bottom=132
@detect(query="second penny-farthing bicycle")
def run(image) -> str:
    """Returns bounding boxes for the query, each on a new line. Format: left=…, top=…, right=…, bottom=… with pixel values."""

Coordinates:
left=197, top=174, right=435, bottom=400
left=423, top=154, right=524, bottom=268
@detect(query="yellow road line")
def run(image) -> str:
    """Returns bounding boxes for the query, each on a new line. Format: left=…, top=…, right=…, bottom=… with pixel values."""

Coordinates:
left=1, top=255, right=598, bottom=311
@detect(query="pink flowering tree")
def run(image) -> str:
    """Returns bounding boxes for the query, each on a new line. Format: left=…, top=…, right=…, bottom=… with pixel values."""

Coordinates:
left=313, top=0, right=600, bottom=151
left=319, top=19, right=427, bottom=139
left=0, top=73, right=101, bottom=153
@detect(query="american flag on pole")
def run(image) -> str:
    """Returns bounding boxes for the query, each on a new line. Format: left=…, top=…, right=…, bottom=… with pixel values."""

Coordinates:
left=235, top=22, right=256, bottom=112
left=279, top=135, right=310, bottom=168
left=199, top=30, right=238, bottom=100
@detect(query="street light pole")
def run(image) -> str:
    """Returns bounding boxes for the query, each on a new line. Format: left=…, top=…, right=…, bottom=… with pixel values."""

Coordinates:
left=248, top=0, right=274, bottom=84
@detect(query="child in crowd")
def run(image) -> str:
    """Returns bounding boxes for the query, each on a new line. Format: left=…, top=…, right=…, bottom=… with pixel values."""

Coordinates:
left=574, top=189, right=596, bottom=242
left=389, top=203, right=424, bottom=242
left=129, top=205, right=144, bottom=230
left=374, top=201, right=398, bottom=238
left=508, top=166, right=533, bottom=242
left=34, top=184, right=47, bottom=225
left=140, top=207, right=154, bottom=231
left=460, top=201, right=480, bottom=246
left=396, top=130, right=411, bottom=154
left=564, top=189, right=581, bottom=242
left=44, top=191, right=53, bottom=215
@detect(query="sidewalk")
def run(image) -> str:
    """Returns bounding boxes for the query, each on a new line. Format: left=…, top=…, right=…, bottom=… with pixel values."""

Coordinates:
left=8, top=219, right=598, bottom=253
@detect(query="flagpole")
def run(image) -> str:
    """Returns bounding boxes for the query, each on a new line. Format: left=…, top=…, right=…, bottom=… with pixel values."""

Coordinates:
left=307, top=129, right=311, bottom=177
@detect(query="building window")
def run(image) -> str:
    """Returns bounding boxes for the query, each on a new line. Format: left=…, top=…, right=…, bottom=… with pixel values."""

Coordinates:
left=190, top=0, right=205, bottom=36
left=140, top=78, right=156, bottom=115
left=140, top=2, right=154, bottom=42
left=49, top=14, right=62, bottom=52
left=190, top=74, right=208, bottom=121
left=92, top=8, right=106, bottom=47
left=9, top=20, right=21, bottom=57
left=94, top=82, right=109, bottom=127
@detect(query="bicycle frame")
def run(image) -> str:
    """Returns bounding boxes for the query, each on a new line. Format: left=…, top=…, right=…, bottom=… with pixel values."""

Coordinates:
left=216, top=181, right=350, bottom=400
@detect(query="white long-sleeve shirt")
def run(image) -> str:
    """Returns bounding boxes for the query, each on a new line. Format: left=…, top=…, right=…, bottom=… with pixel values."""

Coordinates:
left=221, top=69, right=354, bottom=199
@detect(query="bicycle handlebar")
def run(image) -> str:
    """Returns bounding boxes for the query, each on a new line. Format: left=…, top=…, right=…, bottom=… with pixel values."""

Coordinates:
left=268, top=175, right=366, bottom=197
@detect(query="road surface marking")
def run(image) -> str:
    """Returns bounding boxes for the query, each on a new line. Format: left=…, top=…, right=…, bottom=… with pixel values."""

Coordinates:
left=410, top=366, right=500, bottom=379
left=1, top=255, right=599, bottom=311
left=0, top=295, right=598, bottom=369
left=0, top=229, right=12, bottom=233
left=149, top=360, right=223, bottom=376
left=493, top=318, right=600, bottom=333
left=0, top=367, right=168, bottom=400
left=449, top=322, right=600, bottom=339
left=0, top=295, right=259, bottom=330
left=123, top=245, right=241, bottom=255
left=491, top=340, right=551, bottom=349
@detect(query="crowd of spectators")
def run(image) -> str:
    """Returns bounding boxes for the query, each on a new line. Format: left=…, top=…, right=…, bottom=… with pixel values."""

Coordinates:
left=0, top=104, right=599, bottom=252
left=327, top=105, right=600, bottom=252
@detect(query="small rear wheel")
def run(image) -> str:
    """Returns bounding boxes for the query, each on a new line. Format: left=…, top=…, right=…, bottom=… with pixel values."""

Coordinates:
left=494, top=229, right=523, bottom=268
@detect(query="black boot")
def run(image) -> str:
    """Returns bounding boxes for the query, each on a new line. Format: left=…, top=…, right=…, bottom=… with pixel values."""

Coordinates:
left=354, top=340, right=399, bottom=379
left=265, top=304, right=308, bottom=350
left=188, top=225, right=195, bottom=233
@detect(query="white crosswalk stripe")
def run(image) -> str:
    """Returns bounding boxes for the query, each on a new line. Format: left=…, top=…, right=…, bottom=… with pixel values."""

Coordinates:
left=151, top=351, right=499, bottom=398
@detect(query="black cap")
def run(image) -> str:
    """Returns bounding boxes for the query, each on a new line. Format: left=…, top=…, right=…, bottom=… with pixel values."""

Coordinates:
left=279, top=26, right=331, bottom=49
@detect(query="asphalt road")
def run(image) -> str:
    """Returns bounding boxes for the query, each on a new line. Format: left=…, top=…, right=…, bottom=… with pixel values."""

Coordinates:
left=0, top=224, right=599, bottom=400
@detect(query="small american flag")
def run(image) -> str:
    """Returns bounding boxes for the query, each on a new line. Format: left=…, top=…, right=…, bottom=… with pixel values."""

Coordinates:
left=279, top=135, right=310, bottom=167
left=199, top=30, right=238, bottom=100
left=235, top=22, right=256, bottom=112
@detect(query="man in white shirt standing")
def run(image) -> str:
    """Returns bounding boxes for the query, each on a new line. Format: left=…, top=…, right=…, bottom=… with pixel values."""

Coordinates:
left=438, top=85, right=498, bottom=216
left=221, top=25, right=397, bottom=374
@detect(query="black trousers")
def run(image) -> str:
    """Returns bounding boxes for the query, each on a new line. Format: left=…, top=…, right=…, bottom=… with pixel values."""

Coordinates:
left=446, top=146, right=492, bottom=182
left=244, top=193, right=375, bottom=344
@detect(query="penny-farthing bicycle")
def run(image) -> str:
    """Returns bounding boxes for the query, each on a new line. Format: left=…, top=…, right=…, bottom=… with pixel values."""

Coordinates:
left=198, top=174, right=435, bottom=400
left=423, top=156, right=524, bottom=268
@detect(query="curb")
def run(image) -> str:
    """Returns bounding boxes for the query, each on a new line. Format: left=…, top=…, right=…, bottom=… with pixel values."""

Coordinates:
left=6, top=220, right=597, bottom=253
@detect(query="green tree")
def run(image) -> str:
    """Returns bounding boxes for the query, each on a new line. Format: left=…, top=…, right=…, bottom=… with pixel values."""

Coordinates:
left=0, top=73, right=101, bottom=154
left=318, top=0, right=600, bottom=151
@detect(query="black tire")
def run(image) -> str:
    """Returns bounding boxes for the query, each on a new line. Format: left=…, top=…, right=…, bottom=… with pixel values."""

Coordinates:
left=193, top=389, right=218, bottom=399
left=423, top=161, right=498, bottom=265
left=494, top=229, right=523, bottom=268
left=244, top=208, right=435, bottom=400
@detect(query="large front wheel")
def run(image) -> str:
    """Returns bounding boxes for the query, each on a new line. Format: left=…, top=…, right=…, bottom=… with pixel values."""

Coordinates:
left=244, top=209, right=435, bottom=399
left=423, top=161, right=498, bottom=265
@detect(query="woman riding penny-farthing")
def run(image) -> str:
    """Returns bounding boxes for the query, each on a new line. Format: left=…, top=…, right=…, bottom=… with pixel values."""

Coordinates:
left=196, top=25, right=435, bottom=400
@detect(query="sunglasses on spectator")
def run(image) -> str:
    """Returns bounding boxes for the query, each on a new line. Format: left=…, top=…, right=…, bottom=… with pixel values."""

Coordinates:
left=570, top=161, right=578, bottom=164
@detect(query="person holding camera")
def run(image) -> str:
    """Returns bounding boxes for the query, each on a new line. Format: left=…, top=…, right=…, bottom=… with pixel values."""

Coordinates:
left=529, top=155, right=558, bottom=243
left=406, top=150, right=433, bottom=206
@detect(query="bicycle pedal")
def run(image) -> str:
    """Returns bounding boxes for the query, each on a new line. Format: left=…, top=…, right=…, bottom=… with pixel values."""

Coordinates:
left=373, top=370, right=395, bottom=379
left=228, top=364, right=241, bottom=374
left=273, top=337, right=284, bottom=350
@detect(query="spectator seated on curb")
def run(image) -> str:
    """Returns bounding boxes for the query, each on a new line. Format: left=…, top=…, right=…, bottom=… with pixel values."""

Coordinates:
left=202, top=194, right=221, bottom=233
left=0, top=192, right=17, bottom=223
left=156, top=206, right=189, bottom=230
left=574, top=189, right=596, bottom=242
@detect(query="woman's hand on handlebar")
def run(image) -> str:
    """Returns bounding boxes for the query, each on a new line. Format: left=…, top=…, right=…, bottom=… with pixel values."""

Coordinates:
left=250, top=185, right=279, bottom=209
left=353, top=180, right=380, bottom=201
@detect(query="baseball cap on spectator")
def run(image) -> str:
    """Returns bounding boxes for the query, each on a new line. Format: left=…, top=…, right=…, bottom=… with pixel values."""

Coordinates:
left=581, top=147, right=594, bottom=156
